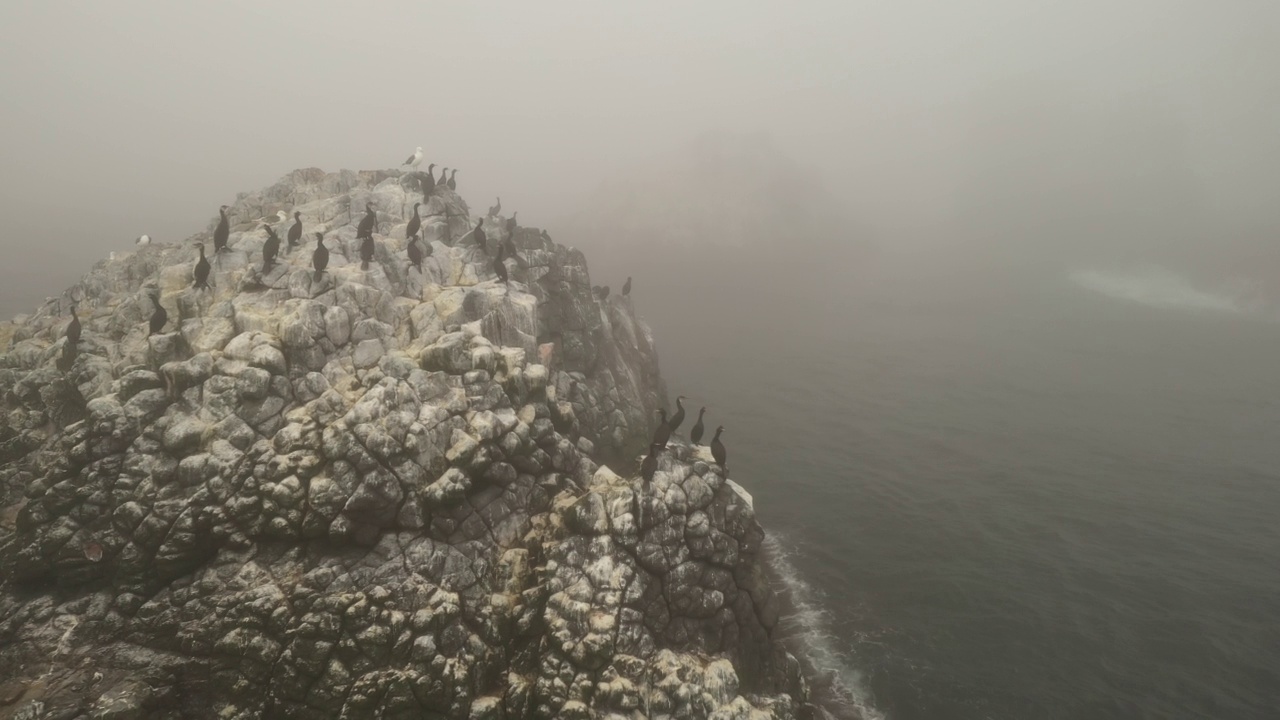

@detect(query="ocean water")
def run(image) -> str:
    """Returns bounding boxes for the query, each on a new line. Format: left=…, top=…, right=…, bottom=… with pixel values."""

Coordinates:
left=616, top=251, right=1280, bottom=719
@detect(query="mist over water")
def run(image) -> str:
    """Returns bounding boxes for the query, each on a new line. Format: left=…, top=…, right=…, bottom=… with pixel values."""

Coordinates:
left=589, top=238, right=1280, bottom=718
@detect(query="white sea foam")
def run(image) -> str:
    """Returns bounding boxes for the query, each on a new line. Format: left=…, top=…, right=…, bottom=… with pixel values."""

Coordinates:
left=764, top=533, right=887, bottom=720
left=1069, top=267, right=1246, bottom=314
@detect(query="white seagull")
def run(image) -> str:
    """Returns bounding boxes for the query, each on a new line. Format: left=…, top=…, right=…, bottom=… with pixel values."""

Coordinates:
left=135, top=234, right=151, bottom=246
left=402, top=146, right=424, bottom=170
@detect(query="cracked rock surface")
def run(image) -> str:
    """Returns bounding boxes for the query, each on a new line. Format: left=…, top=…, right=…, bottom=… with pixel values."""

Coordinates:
left=0, top=168, right=811, bottom=719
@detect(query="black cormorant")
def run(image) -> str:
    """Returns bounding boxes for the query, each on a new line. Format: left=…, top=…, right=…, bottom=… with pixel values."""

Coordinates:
left=474, top=219, right=488, bottom=255
left=406, top=202, right=422, bottom=239
left=360, top=234, right=375, bottom=271
left=651, top=409, right=672, bottom=449
left=193, top=243, right=211, bottom=289
left=261, top=225, right=281, bottom=271
left=437, top=168, right=448, bottom=193
left=641, top=443, right=661, bottom=484
left=148, top=295, right=167, bottom=336
left=421, top=164, right=437, bottom=197
left=690, top=407, right=706, bottom=445
left=506, top=212, right=518, bottom=237
left=356, top=202, right=376, bottom=241
left=65, top=303, right=81, bottom=347
left=597, top=285, right=610, bottom=300
left=56, top=341, right=76, bottom=374
left=493, top=243, right=509, bottom=284
left=541, top=229, right=551, bottom=242
left=287, top=211, right=302, bottom=250
left=488, top=197, right=501, bottom=217
left=711, top=426, right=727, bottom=470
left=408, top=235, right=424, bottom=273
left=668, top=396, right=687, bottom=432
left=312, top=233, right=328, bottom=282
left=622, top=276, right=632, bottom=296
left=447, top=169, right=457, bottom=191
left=213, top=205, right=230, bottom=253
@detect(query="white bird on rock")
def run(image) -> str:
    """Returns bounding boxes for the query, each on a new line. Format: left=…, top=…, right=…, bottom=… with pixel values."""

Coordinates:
left=135, top=234, right=151, bottom=246
left=402, top=146, right=424, bottom=170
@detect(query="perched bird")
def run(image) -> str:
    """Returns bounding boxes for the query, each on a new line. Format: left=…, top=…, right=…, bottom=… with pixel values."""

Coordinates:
left=407, top=235, right=424, bottom=273
left=287, top=211, right=302, bottom=250
left=213, top=205, right=230, bottom=253
left=540, top=229, right=551, bottom=242
left=711, top=426, right=727, bottom=470
left=651, top=409, right=672, bottom=449
left=135, top=234, right=152, bottom=246
left=597, top=285, right=611, bottom=301
left=474, top=219, right=488, bottom=255
left=360, top=234, right=375, bottom=271
left=312, top=233, right=329, bottom=282
left=56, top=341, right=77, bottom=374
left=493, top=244, right=509, bottom=285
left=356, top=202, right=377, bottom=240
left=447, top=169, right=457, bottom=191
left=622, top=276, right=632, bottom=296
left=261, top=225, right=281, bottom=271
left=437, top=168, right=449, bottom=192
left=690, top=407, right=707, bottom=445
left=506, top=212, right=518, bottom=237
left=420, top=164, right=437, bottom=197
left=641, top=443, right=661, bottom=485
left=193, top=243, right=211, bottom=289
left=402, top=146, right=424, bottom=170
left=406, top=202, right=422, bottom=239
left=488, top=197, right=501, bottom=217
left=148, top=294, right=167, bottom=336
left=65, top=302, right=82, bottom=347
left=668, top=396, right=687, bottom=433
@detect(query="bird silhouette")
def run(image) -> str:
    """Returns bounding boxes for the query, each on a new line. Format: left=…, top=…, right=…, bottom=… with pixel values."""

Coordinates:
left=193, top=243, right=211, bottom=289
left=690, top=407, right=707, bottom=445
left=213, top=205, right=230, bottom=253
left=406, top=202, right=422, bottom=239
left=711, top=426, right=727, bottom=471
left=312, top=233, right=329, bottom=282
left=148, top=295, right=168, bottom=336
left=287, top=211, right=302, bottom=250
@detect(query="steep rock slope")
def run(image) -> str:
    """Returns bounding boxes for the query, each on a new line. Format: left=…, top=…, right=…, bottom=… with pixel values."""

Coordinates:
left=0, top=169, right=811, bottom=719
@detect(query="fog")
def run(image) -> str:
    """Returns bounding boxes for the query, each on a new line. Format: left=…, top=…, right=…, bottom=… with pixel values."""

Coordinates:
left=2, top=0, right=1279, bottom=317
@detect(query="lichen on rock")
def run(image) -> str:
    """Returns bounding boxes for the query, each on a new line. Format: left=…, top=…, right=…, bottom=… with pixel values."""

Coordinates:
left=0, top=168, right=812, bottom=719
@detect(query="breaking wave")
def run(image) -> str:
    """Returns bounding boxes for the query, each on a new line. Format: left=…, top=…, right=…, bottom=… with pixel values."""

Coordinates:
left=763, top=533, right=886, bottom=720
left=1068, top=267, right=1247, bottom=314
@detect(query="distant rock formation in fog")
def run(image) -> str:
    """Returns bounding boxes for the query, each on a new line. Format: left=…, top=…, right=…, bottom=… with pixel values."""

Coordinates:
left=559, top=133, right=870, bottom=267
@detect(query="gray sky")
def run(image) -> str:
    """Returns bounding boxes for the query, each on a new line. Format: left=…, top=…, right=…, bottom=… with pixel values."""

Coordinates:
left=2, top=0, right=1279, bottom=316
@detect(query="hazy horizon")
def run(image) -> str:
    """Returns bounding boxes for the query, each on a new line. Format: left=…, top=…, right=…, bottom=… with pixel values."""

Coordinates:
left=3, top=1, right=1280, bottom=317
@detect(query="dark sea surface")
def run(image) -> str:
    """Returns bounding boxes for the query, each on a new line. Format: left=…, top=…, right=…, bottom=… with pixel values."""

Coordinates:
left=598, top=248, right=1280, bottom=720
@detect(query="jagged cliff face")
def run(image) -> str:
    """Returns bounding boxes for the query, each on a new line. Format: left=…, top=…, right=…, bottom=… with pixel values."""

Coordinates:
left=0, top=169, right=810, bottom=719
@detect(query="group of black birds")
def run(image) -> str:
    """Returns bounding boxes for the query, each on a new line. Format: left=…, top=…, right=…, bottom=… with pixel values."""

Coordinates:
left=188, top=161, right=517, bottom=292
left=640, top=395, right=728, bottom=485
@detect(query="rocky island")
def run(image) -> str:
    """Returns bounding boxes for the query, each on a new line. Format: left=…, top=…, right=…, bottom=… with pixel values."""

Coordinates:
left=0, top=169, right=816, bottom=719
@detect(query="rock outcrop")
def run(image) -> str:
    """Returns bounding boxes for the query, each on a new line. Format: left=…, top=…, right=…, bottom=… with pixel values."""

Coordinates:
left=0, top=168, right=811, bottom=719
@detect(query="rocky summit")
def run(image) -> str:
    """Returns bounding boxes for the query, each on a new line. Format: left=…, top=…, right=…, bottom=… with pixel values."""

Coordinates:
left=0, top=168, right=813, bottom=719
